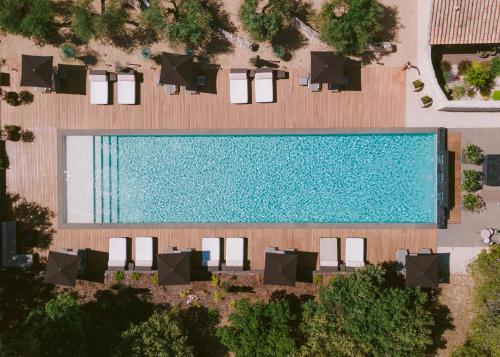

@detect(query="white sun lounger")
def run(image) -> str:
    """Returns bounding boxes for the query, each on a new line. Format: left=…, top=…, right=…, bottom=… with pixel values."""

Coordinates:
left=135, top=237, right=154, bottom=271
left=229, top=69, right=249, bottom=104
left=202, top=237, right=222, bottom=271
left=320, top=237, right=339, bottom=271
left=346, top=237, right=366, bottom=270
left=117, top=72, right=136, bottom=105
left=89, top=70, right=109, bottom=105
left=108, top=237, right=128, bottom=270
left=255, top=68, right=274, bottom=103
left=225, top=237, right=245, bottom=270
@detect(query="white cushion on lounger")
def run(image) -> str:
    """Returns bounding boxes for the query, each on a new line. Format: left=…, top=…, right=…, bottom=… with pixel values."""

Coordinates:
left=117, top=74, right=136, bottom=104
left=320, top=237, right=339, bottom=267
left=202, top=237, right=221, bottom=267
left=225, top=237, right=244, bottom=267
left=108, top=237, right=127, bottom=268
left=230, top=72, right=248, bottom=104
left=90, top=75, right=109, bottom=105
left=135, top=237, right=153, bottom=268
left=255, top=71, right=273, bottom=103
left=346, top=237, right=365, bottom=268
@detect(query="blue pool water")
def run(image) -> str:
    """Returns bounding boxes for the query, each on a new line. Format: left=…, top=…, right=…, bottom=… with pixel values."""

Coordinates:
left=92, top=133, right=437, bottom=224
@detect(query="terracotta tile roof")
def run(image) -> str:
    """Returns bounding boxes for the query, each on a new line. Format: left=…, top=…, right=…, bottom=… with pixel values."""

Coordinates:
left=430, top=0, right=500, bottom=45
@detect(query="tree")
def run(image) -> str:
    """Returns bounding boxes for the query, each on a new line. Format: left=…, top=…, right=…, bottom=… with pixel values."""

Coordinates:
left=0, top=0, right=29, bottom=34
left=300, top=266, right=434, bottom=357
left=141, top=0, right=167, bottom=35
left=465, top=62, right=492, bottom=89
left=19, top=0, right=57, bottom=44
left=319, top=0, right=381, bottom=56
left=238, top=0, right=293, bottom=42
left=23, top=293, right=86, bottom=357
left=217, top=298, right=298, bottom=357
left=71, top=0, right=97, bottom=42
left=165, top=0, right=214, bottom=50
left=95, top=0, right=128, bottom=43
left=118, top=310, right=194, bottom=357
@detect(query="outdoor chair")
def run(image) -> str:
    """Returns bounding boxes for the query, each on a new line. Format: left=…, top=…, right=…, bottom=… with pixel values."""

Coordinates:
left=255, top=68, right=274, bottom=103
left=396, top=248, right=408, bottom=276
left=308, top=82, right=321, bottom=92
left=345, top=237, right=366, bottom=271
left=117, top=72, right=136, bottom=104
left=89, top=70, right=109, bottom=105
left=319, top=237, right=339, bottom=271
left=229, top=69, right=249, bottom=104
left=135, top=237, right=154, bottom=270
left=202, top=237, right=222, bottom=271
left=224, top=237, right=245, bottom=271
left=108, top=237, right=128, bottom=270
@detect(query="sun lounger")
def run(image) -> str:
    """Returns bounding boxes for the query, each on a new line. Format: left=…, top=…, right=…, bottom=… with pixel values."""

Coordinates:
left=255, top=68, right=274, bottom=103
left=225, top=237, right=245, bottom=270
left=135, top=237, right=154, bottom=270
left=108, top=237, right=128, bottom=270
left=89, top=70, right=109, bottom=105
left=396, top=248, right=408, bottom=275
left=346, top=237, right=365, bottom=270
left=202, top=237, right=222, bottom=271
left=308, top=82, right=321, bottom=92
left=229, top=69, right=249, bottom=104
left=320, top=237, right=339, bottom=271
left=117, top=72, right=136, bottom=105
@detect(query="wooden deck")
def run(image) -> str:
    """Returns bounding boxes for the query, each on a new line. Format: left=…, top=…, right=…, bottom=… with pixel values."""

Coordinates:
left=0, top=65, right=439, bottom=269
left=447, top=132, right=462, bottom=224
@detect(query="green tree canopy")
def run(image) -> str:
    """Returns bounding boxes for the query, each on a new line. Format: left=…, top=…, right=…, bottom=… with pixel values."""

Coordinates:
left=165, top=0, right=214, bottom=50
left=238, top=0, right=293, bottom=42
left=0, top=0, right=29, bottom=34
left=465, top=62, right=492, bottom=89
left=20, top=0, right=57, bottom=44
left=71, top=0, right=97, bottom=42
left=217, top=298, right=298, bottom=357
left=141, top=0, right=167, bottom=35
left=300, top=265, right=435, bottom=357
left=95, top=0, right=128, bottom=43
left=23, top=293, right=86, bottom=357
left=319, top=0, right=381, bottom=56
left=118, top=309, right=194, bottom=357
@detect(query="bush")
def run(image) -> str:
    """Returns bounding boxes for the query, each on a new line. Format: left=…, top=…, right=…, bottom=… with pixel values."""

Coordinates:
left=457, top=60, right=471, bottom=76
left=465, top=62, right=492, bottom=89
left=140, top=0, right=166, bottom=35
left=21, top=130, right=35, bottom=142
left=319, top=0, right=381, bottom=56
left=217, top=298, right=298, bottom=357
left=479, top=86, right=491, bottom=99
left=451, top=85, right=465, bottom=100
left=466, top=86, right=476, bottom=98
left=71, top=0, right=97, bottom=42
left=131, top=271, right=142, bottom=281
left=118, top=310, right=194, bottom=357
left=3, top=91, right=20, bottom=106
left=113, top=270, right=125, bottom=283
left=492, top=90, right=500, bottom=101
left=210, top=273, right=220, bottom=287
left=490, top=56, right=500, bottom=77
left=300, top=266, right=435, bottom=357
left=165, top=0, right=214, bottom=50
left=213, top=290, right=224, bottom=303
left=440, top=60, right=451, bottom=73
left=312, top=273, right=323, bottom=286
left=239, top=0, right=293, bottom=43
left=19, top=0, right=56, bottom=44
left=272, top=44, right=286, bottom=59
left=23, top=293, right=86, bottom=357
left=59, top=44, right=77, bottom=60
left=0, top=0, right=28, bottom=34
left=463, top=193, right=482, bottom=211
left=462, top=170, right=481, bottom=192
left=18, top=90, right=33, bottom=104
left=95, top=0, right=128, bottom=43
left=464, top=144, right=483, bottom=164
left=151, top=272, right=158, bottom=284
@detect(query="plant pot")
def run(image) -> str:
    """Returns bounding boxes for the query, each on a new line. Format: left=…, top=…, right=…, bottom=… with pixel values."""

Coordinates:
left=421, top=96, right=433, bottom=108
left=412, top=80, right=424, bottom=92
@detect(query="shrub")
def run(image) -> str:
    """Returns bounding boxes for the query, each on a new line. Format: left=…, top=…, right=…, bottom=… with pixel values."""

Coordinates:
left=217, top=298, right=298, bottom=357
left=131, top=271, right=142, bottom=281
left=463, top=193, right=482, bottom=211
left=239, top=0, right=293, bottom=43
left=113, top=270, right=125, bottom=283
left=479, top=86, right=491, bottom=99
left=312, top=273, right=323, bottom=286
left=71, top=0, right=97, bottom=42
left=3, top=91, right=20, bottom=106
left=466, top=86, right=476, bottom=98
left=165, top=0, right=214, bottom=50
left=210, top=273, right=220, bottom=287
left=491, top=56, right=500, bottom=77
left=492, top=90, right=500, bottom=101
left=23, top=293, right=86, bottom=357
left=464, top=144, right=483, bottom=164
left=0, top=0, right=28, bottom=34
left=272, top=44, right=286, bottom=59
left=18, top=90, right=33, bottom=104
left=213, top=290, right=224, bottom=303
left=20, top=0, right=56, bottom=44
left=140, top=0, right=166, bottom=35
left=465, top=62, right=492, bottom=89
left=151, top=272, right=158, bottom=284
left=462, top=170, right=481, bottom=192
left=95, top=0, right=128, bottom=43
left=451, top=85, right=465, bottom=100
left=300, top=266, right=435, bottom=357
left=319, top=0, right=381, bottom=56
left=457, top=60, right=471, bottom=76
left=59, top=44, right=77, bottom=60
left=440, top=60, right=451, bottom=73
left=21, top=130, right=35, bottom=142
left=118, top=310, right=194, bottom=357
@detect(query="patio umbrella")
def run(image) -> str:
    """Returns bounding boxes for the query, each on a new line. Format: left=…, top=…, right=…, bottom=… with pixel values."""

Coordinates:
left=310, top=51, right=346, bottom=84
left=157, top=252, right=191, bottom=285
left=405, top=254, right=439, bottom=288
left=21, top=55, right=53, bottom=87
left=44, top=251, right=81, bottom=287
left=159, top=52, right=194, bottom=87
left=263, top=252, right=298, bottom=286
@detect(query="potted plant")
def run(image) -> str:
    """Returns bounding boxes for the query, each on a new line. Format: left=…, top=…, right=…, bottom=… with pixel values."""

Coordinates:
left=140, top=47, right=152, bottom=60
left=463, top=193, right=483, bottom=212
left=21, top=130, right=35, bottom=143
left=59, top=44, right=77, bottom=60
left=462, top=170, right=482, bottom=192
left=477, top=50, right=489, bottom=58
left=3, top=125, right=21, bottom=141
left=272, top=44, right=286, bottom=60
left=463, top=144, right=483, bottom=164
left=412, top=79, right=424, bottom=91
left=19, top=91, right=33, bottom=104
left=3, top=91, right=20, bottom=106
left=421, top=95, right=432, bottom=107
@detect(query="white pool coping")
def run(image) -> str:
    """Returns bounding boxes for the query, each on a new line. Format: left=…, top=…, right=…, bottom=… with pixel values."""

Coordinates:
left=65, top=136, right=94, bottom=223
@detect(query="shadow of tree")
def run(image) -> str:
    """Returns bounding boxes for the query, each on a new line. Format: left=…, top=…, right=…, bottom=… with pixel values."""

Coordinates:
left=1, top=192, right=56, bottom=251
left=272, top=26, right=307, bottom=62
left=425, top=288, right=454, bottom=354
left=82, top=285, right=155, bottom=356
left=203, top=0, right=237, bottom=57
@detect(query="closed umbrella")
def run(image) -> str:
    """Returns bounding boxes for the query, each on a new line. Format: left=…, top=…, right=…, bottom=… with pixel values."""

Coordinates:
left=21, top=55, right=53, bottom=87
left=264, top=252, right=298, bottom=286
left=44, top=251, right=81, bottom=287
left=157, top=252, right=191, bottom=285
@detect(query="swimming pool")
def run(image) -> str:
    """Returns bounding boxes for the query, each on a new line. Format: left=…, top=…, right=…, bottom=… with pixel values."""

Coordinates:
left=64, top=132, right=438, bottom=224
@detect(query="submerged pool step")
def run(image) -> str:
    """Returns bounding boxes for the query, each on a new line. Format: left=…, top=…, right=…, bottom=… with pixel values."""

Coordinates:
left=94, top=136, right=119, bottom=223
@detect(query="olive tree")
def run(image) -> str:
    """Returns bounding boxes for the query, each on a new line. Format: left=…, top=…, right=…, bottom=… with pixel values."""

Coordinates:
left=71, top=0, right=97, bottom=42
left=141, top=0, right=167, bottom=35
left=0, top=0, right=28, bottom=34
left=95, top=0, right=128, bottom=43
left=20, top=0, right=57, bottom=44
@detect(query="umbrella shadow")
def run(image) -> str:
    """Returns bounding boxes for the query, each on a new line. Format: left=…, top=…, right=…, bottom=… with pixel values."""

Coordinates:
left=343, top=58, right=362, bottom=91
left=55, top=64, right=87, bottom=95
left=195, top=62, right=221, bottom=95
left=296, top=251, right=318, bottom=283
